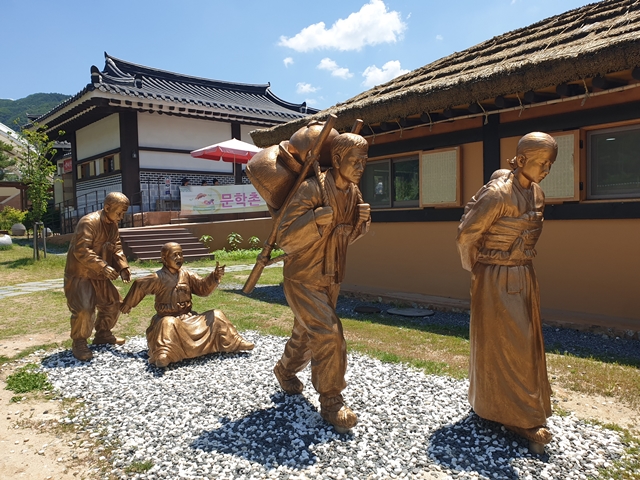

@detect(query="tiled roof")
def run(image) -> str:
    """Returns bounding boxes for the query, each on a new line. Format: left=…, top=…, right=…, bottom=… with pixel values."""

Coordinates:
left=33, top=53, right=316, bottom=131
left=252, top=0, right=640, bottom=146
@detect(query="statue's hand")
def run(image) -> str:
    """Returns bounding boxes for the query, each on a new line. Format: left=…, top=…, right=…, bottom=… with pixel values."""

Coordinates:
left=103, top=265, right=119, bottom=280
left=120, top=267, right=131, bottom=283
left=314, top=206, right=334, bottom=226
left=357, top=203, right=371, bottom=222
left=214, top=261, right=226, bottom=283
left=120, top=303, right=131, bottom=314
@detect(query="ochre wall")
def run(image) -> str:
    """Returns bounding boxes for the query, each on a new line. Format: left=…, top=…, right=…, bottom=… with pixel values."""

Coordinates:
left=344, top=219, right=640, bottom=326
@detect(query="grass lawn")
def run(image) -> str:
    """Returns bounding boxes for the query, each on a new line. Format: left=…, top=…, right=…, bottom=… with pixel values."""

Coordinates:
left=1, top=242, right=639, bottom=411
left=1, top=240, right=639, bottom=478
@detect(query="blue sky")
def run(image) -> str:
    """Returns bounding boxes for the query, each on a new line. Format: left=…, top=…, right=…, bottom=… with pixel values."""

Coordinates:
left=2, top=0, right=594, bottom=110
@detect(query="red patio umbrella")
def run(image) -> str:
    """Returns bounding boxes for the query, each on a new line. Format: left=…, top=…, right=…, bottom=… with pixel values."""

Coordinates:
left=190, top=138, right=261, bottom=164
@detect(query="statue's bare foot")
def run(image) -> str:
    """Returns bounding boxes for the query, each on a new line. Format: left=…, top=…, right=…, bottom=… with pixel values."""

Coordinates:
left=237, top=338, right=255, bottom=351
left=273, top=361, right=304, bottom=394
left=505, top=424, right=552, bottom=447
left=155, top=354, right=170, bottom=368
left=93, top=333, right=125, bottom=345
left=72, top=340, right=93, bottom=361
left=321, top=404, right=358, bottom=433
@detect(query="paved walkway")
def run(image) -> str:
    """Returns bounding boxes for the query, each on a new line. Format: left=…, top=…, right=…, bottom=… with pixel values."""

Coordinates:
left=0, top=263, right=279, bottom=300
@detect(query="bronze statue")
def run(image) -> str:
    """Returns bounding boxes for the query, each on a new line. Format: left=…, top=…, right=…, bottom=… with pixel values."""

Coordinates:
left=456, top=132, right=558, bottom=452
left=120, top=242, right=254, bottom=368
left=64, top=192, right=132, bottom=361
left=270, top=130, right=371, bottom=433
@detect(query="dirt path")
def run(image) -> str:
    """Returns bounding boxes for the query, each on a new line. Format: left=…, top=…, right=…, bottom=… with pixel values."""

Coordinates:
left=0, top=334, right=637, bottom=480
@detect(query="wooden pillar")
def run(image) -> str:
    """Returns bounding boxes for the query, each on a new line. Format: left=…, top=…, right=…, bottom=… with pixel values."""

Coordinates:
left=71, top=133, right=78, bottom=209
left=482, top=114, right=501, bottom=183
left=119, top=111, right=140, bottom=200
left=231, top=122, right=243, bottom=184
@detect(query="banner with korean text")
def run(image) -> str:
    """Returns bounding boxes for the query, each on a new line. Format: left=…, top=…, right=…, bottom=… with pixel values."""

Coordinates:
left=179, top=185, right=267, bottom=215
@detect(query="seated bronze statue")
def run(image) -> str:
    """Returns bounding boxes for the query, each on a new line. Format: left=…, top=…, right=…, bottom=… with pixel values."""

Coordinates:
left=120, top=242, right=254, bottom=367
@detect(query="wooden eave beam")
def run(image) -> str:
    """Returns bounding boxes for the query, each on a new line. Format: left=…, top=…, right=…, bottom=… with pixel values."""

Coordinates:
left=523, top=90, right=559, bottom=104
left=556, top=83, right=586, bottom=97
left=592, top=75, right=627, bottom=90
left=443, top=107, right=466, bottom=119
left=494, top=96, right=519, bottom=109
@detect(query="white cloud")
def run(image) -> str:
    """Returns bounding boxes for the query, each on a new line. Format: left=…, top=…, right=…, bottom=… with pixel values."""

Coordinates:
left=362, top=60, right=409, bottom=88
left=283, top=57, right=294, bottom=67
left=305, top=98, right=319, bottom=106
left=317, top=58, right=353, bottom=79
left=436, top=34, right=443, bottom=41
left=278, top=0, right=406, bottom=52
left=296, top=82, right=319, bottom=94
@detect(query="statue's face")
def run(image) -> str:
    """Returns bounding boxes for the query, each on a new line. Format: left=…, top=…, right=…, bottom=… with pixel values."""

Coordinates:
left=163, top=246, right=184, bottom=271
left=520, top=147, right=556, bottom=185
left=103, top=203, right=129, bottom=224
left=335, top=147, right=368, bottom=185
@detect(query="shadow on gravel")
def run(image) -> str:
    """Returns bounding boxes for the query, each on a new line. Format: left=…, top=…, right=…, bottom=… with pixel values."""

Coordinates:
left=428, top=413, right=547, bottom=480
left=41, top=345, right=145, bottom=369
left=191, top=392, right=352, bottom=470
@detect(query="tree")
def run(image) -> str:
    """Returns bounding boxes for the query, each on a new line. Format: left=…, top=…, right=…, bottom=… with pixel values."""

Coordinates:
left=14, top=122, right=60, bottom=225
left=0, top=140, right=17, bottom=181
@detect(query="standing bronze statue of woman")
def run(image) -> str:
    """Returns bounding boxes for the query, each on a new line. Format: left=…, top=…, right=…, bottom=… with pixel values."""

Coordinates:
left=456, top=132, right=558, bottom=453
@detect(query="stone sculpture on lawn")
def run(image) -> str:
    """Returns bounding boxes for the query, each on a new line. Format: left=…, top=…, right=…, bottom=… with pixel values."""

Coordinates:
left=120, top=242, right=254, bottom=368
left=456, top=132, right=558, bottom=453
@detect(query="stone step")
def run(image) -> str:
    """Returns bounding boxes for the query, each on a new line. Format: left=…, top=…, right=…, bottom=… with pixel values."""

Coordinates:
left=119, top=226, right=211, bottom=261
left=135, top=252, right=214, bottom=262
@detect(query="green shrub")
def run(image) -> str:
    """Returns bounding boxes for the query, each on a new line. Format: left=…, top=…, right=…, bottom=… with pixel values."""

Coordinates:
left=5, top=364, right=53, bottom=393
left=227, top=232, right=243, bottom=251
left=248, top=236, right=261, bottom=249
left=199, top=234, right=214, bottom=251
left=213, top=248, right=284, bottom=262
left=0, top=206, right=27, bottom=231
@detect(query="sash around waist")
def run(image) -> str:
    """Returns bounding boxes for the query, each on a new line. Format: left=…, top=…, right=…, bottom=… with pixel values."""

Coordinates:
left=482, top=217, right=542, bottom=251
left=477, top=257, right=533, bottom=266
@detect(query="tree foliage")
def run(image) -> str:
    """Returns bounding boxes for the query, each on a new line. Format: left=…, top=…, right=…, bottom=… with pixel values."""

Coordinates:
left=0, top=93, right=71, bottom=127
left=0, top=206, right=27, bottom=230
left=0, top=140, right=16, bottom=180
left=14, top=123, right=61, bottom=225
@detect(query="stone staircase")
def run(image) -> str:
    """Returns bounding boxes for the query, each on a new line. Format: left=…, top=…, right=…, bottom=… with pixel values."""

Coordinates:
left=119, top=226, right=213, bottom=262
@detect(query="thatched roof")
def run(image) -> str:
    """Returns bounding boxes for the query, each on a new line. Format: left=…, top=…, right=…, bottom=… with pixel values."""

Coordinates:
left=252, top=0, right=640, bottom=147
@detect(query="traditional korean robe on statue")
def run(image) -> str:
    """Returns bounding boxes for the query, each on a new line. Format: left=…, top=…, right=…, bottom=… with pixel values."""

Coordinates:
left=456, top=172, right=552, bottom=429
left=276, top=171, right=369, bottom=401
left=121, top=267, right=245, bottom=365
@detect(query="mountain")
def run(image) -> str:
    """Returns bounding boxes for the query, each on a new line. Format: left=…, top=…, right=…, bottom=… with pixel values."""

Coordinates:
left=0, top=93, right=71, bottom=128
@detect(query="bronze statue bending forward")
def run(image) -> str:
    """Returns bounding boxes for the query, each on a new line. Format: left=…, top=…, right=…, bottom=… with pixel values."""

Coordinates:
left=120, top=242, right=254, bottom=368
left=65, top=192, right=131, bottom=362
left=273, top=131, right=371, bottom=433
left=456, top=132, right=558, bottom=451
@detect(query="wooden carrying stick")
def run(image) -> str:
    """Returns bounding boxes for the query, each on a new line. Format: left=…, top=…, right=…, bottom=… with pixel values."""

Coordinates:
left=242, top=114, right=338, bottom=294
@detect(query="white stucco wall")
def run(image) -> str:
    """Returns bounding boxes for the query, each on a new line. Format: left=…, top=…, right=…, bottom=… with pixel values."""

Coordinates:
left=139, top=151, right=234, bottom=173
left=240, top=124, right=256, bottom=144
left=76, top=114, right=120, bottom=160
left=138, top=114, right=230, bottom=150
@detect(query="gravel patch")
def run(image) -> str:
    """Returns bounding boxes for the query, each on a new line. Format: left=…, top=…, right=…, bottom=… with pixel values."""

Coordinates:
left=42, top=332, right=629, bottom=480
